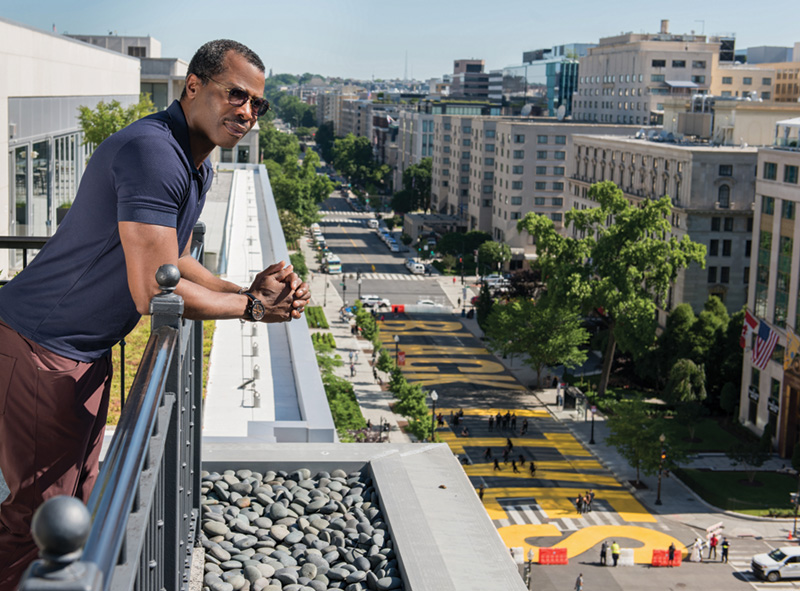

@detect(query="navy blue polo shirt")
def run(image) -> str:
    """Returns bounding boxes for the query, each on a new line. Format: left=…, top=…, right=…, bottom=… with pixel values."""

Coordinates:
left=0, top=100, right=212, bottom=362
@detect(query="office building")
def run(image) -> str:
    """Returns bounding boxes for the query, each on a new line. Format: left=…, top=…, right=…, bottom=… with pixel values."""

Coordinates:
left=739, top=122, right=800, bottom=457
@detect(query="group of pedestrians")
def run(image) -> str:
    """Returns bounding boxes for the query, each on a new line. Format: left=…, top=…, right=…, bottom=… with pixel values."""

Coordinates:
left=575, top=489, right=596, bottom=514
left=489, top=411, right=517, bottom=432
left=688, top=534, right=729, bottom=563
left=599, top=540, right=621, bottom=566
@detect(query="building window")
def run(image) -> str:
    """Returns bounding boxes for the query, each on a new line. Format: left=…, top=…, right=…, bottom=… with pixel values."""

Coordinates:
left=711, top=217, right=721, bottom=231
left=651, top=74, right=665, bottom=82
left=551, top=213, right=562, bottom=222
left=512, top=165, right=524, bottom=174
left=761, top=91, right=771, bottom=100
left=537, top=135, right=548, bottom=144
left=724, top=217, right=734, bottom=232
left=462, top=151, right=470, bottom=159
left=512, top=181, right=523, bottom=190
left=709, top=239, right=719, bottom=256
left=511, top=196, right=522, bottom=205
left=463, top=126, right=472, bottom=133
left=535, top=181, right=547, bottom=190
left=672, top=60, right=686, bottom=68
left=552, top=197, right=563, bottom=206
left=554, top=151, right=566, bottom=160
left=755, top=230, right=772, bottom=317
left=534, top=197, right=545, bottom=205
left=461, top=163, right=470, bottom=172
left=485, top=157, right=494, bottom=166
left=722, top=77, right=733, bottom=85
left=719, top=164, right=733, bottom=177
left=535, top=166, right=546, bottom=174
left=511, top=212, right=521, bottom=220
left=555, top=136, right=567, bottom=145
left=553, top=182, right=564, bottom=191
left=782, top=200, right=796, bottom=220
left=785, top=165, right=799, bottom=184
left=744, top=266, right=750, bottom=283
left=444, top=122, right=451, bottom=130
left=743, top=77, right=752, bottom=85
left=514, top=134, right=526, bottom=143
left=746, top=239, right=752, bottom=257
left=691, top=75, right=706, bottom=84
left=463, top=139, right=471, bottom=147
left=708, top=266, right=717, bottom=283
left=723, top=240, right=732, bottom=256
left=514, top=150, right=525, bottom=159
left=652, top=59, right=666, bottom=68
left=764, top=162, right=777, bottom=180
left=554, top=166, right=565, bottom=175
left=718, top=185, right=730, bottom=208
left=763, top=196, right=775, bottom=214
left=460, top=176, right=469, bottom=184
left=763, top=77, right=772, bottom=85
left=482, top=199, right=491, bottom=206
left=692, top=61, right=707, bottom=69
left=482, top=185, right=493, bottom=193
left=536, top=151, right=547, bottom=159
left=484, top=171, right=494, bottom=180
left=486, top=130, right=496, bottom=138
left=128, top=46, right=147, bottom=57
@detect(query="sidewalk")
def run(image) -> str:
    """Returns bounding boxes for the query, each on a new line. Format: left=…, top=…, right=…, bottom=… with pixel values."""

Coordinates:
left=299, top=236, right=411, bottom=443
left=454, top=311, right=797, bottom=541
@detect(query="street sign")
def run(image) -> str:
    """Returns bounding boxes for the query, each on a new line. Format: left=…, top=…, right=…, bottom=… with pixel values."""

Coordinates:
left=591, top=405, right=597, bottom=414
left=398, top=351, right=406, bottom=366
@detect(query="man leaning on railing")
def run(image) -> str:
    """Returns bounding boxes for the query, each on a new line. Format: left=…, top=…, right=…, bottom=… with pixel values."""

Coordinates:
left=0, top=39, right=310, bottom=590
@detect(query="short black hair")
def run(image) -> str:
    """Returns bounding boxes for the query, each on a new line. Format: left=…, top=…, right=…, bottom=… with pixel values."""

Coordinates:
left=181, top=39, right=264, bottom=98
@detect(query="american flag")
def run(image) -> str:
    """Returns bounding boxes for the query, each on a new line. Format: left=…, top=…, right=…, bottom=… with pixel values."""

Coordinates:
left=752, top=320, right=779, bottom=370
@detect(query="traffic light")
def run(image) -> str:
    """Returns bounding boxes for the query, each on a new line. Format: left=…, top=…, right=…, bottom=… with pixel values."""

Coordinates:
left=660, top=450, right=667, bottom=462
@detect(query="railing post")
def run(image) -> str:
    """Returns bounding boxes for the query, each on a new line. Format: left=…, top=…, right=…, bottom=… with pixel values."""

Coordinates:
left=19, top=496, right=102, bottom=591
left=150, top=264, right=183, bottom=331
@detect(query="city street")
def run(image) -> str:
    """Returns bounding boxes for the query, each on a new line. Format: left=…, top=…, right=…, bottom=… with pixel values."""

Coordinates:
left=311, top=198, right=800, bottom=591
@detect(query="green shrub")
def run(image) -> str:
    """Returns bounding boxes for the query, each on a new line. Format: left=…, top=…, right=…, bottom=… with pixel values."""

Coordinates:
left=305, top=306, right=329, bottom=329
left=289, top=251, right=308, bottom=281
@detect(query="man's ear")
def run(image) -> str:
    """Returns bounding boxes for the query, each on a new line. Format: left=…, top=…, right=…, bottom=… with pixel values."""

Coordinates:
left=184, top=73, right=202, bottom=100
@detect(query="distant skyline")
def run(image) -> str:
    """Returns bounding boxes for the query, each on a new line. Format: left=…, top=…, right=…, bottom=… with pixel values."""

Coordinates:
left=2, top=1, right=797, bottom=81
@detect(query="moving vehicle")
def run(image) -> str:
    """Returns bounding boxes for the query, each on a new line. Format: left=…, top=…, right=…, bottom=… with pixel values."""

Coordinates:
left=367, top=219, right=379, bottom=229
left=315, top=235, right=327, bottom=249
left=417, top=299, right=443, bottom=308
left=408, top=262, right=425, bottom=274
left=360, top=295, right=391, bottom=309
left=752, top=547, right=800, bottom=582
left=323, top=254, right=342, bottom=274
left=484, top=273, right=509, bottom=288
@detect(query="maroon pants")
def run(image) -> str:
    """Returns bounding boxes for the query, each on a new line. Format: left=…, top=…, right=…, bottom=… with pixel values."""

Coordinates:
left=0, top=320, right=111, bottom=589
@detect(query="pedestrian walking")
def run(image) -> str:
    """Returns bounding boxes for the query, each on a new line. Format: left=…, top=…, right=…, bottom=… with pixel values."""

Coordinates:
left=529, top=460, right=536, bottom=477
left=506, top=437, right=514, bottom=452
left=510, top=413, right=517, bottom=431
left=349, top=350, right=354, bottom=362
left=512, top=461, right=520, bottom=473
left=668, top=542, right=676, bottom=566
left=600, top=540, right=608, bottom=566
left=576, top=495, right=584, bottom=515
left=611, top=541, right=620, bottom=566
left=488, top=416, right=494, bottom=431
left=478, top=484, right=485, bottom=501
left=574, top=573, right=583, bottom=591
left=689, top=538, right=703, bottom=562
left=521, top=418, right=528, bottom=435
left=588, top=489, right=595, bottom=511
left=518, top=454, right=525, bottom=467
left=721, top=537, right=729, bottom=563
left=350, top=363, right=356, bottom=377
left=354, top=351, right=359, bottom=363
left=493, top=458, right=501, bottom=471
left=708, top=533, right=718, bottom=560
left=502, top=447, right=510, bottom=463
left=483, top=447, right=492, bottom=460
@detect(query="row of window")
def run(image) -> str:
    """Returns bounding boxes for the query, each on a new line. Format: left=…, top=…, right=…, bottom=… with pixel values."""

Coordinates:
left=762, top=196, right=797, bottom=220
left=720, top=76, right=771, bottom=85
left=651, top=59, right=706, bottom=69
left=578, top=87, right=644, bottom=97
left=763, top=162, right=799, bottom=184
left=707, top=266, right=746, bottom=284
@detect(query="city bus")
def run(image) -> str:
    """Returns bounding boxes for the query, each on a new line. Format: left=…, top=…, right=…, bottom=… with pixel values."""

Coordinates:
left=324, top=254, right=342, bottom=274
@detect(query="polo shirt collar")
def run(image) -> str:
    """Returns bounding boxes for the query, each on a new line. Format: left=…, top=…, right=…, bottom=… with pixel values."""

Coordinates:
left=165, top=100, right=211, bottom=176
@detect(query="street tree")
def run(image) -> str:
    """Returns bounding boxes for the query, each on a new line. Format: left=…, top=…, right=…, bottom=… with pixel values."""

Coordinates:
left=400, top=158, right=432, bottom=211
left=437, top=230, right=491, bottom=258
left=475, top=282, right=494, bottom=330
left=478, top=241, right=512, bottom=275
left=484, top=296, right=588, bottom=386
left=391, top=190, right=414, bottom=214
left=332, top=134, right=382, bottom=187
left=517, top=180, right=706, bottom=396
left=315, top=121, right=335, bottom=163
left=77, top=94, right=155, bottom=146
left=260, top=122, right=300, bottom=165
left=279, top=209, right=305, bottom=247
left=727, top=423, right=775, bottom=484
left=605, top=399, right=686, bottom=485
left=664, top=358, right=708, bottom=442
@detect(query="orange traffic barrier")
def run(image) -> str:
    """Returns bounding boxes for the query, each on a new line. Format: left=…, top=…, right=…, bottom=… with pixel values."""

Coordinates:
left=538, top=548, right=568, bottom=565
left=392, top=304, right=405, bottom=314
left=652, top=549, right=681, bottom=567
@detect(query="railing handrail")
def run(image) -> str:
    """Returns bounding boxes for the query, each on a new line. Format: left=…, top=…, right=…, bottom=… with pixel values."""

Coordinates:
left=82, top=324, right=179, bottom=588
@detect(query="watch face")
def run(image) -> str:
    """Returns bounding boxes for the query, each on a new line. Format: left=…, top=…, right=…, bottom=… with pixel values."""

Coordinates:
left=251, top=300, right=266, bottom=321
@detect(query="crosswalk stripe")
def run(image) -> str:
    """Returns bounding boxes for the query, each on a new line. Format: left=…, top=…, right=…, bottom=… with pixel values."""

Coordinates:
left=560, top=517, right=577, bottom=531
left=520, top=506, right=542, bottom=525
left=506, top=508, right=525, bottom=525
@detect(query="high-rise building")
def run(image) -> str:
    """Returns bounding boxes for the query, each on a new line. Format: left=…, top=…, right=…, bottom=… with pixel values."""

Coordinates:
left=573, top=20, right=732, bottom=126
left=450, top=60, right=493, bottom=101
left=739, top=124, right=800, bottom=457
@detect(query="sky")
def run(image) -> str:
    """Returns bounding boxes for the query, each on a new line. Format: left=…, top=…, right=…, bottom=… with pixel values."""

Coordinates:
left=1, top=0, right=797, bottom=81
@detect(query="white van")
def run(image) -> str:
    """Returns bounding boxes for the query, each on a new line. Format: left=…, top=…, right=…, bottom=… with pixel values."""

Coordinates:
left=409, top=263, right=425, bottom=275
left=367, top=219, right=379, bottom=229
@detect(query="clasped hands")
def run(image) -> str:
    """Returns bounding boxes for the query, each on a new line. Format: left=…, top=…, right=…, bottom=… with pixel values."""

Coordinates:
left=246, top=261, right=310, bottom=323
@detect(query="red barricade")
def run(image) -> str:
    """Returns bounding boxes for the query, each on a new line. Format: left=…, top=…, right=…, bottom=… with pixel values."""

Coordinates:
left=538, top=548, right=568, bottom=565
left=392, top=304, right=405, bottom=314
left=652, top=549, right=681, bottom=567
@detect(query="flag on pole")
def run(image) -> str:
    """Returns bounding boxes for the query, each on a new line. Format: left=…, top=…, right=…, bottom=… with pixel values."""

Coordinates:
left=740, top=308, right=759, bottom=348
left=785, top=326, right=800, bottom=371
left=752, top=320, right=779, bottom=370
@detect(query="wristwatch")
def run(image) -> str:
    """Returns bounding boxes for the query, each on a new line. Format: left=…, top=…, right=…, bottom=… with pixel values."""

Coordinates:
left=243, top=292, right=266, bottom=322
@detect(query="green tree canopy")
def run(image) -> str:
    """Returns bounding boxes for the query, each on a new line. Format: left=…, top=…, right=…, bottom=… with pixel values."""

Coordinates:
left=437, top=230, right=492, bottom=258
left=478, top=241, right=512, bottom=274
left=484, top=296, right=588, bottom=386
left=517, top=180, right=706, bottom=396
left=332, top=134, right=382, bottom=187
left=400, top=158, right=432, bottom=211
left=77, top=94, right=155, bottom=146
left=315, top=121, right=335, bottom=163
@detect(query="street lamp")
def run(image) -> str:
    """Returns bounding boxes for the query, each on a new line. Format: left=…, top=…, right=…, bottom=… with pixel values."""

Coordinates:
left=656, top=433, right=666, bottom=506
left=394, top=334, right=400, bottom=364
left=430, top=390, right=439, bottom=442
left=589, top=404, right=596, bottom=444
left=358, top=277, right=362, bottom=300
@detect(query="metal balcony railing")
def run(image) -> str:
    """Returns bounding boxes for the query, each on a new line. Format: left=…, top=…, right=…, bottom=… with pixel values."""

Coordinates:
left=13, top=224, right=207, bottom=591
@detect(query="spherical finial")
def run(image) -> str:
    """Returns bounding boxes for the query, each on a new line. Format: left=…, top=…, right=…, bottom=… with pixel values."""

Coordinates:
left=31, top=496, right=91, bottom=563
left=155, top=264, right=181, bottom=293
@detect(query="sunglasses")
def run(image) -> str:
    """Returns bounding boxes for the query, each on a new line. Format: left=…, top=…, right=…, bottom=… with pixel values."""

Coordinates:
left=204, top=76, right=270, bottom=118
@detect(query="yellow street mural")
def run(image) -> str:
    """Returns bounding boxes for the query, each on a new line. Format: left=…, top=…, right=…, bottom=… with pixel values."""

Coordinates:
left=381, top=316, right=669, bottom=564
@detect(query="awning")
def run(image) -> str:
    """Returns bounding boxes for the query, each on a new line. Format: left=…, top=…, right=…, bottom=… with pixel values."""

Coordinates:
left=665, top=80, right=700, bottom=88
left=777, top=117, right=800, bottom=129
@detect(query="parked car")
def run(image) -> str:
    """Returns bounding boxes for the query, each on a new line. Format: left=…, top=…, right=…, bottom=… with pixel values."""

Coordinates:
left=361, top=295, right=391, bottom=309
left=417, top=299, right=443, bottom=308
left=408, top=262, right=425, bottom=274
left=484, top=274, right=509, bottom=288
left=389, top=243, right=401, bottom=253
left=752, top=547, right=800, bottom=582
